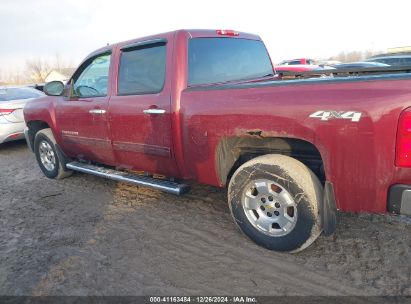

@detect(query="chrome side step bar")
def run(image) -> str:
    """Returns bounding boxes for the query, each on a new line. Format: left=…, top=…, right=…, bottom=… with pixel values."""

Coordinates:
left=66, top=161, right=190, bottom=195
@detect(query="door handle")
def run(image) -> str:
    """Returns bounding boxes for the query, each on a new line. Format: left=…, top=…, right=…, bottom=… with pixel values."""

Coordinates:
left=89, top=109, right=106, bottom=115
left=143, top=108, right=166, bottom=115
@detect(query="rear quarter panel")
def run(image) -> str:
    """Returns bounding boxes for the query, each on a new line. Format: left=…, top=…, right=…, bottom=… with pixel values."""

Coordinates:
left=180, top=76, right=411, bottom=213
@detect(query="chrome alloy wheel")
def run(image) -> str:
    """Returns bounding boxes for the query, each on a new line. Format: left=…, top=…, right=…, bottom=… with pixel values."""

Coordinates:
left=39, top=141, right=56, bottom=172
left=241, top=179, right=298, bottom=237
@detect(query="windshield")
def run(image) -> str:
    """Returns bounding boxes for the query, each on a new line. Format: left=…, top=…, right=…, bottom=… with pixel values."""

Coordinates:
left=0, top=87, right=44, bottom=102
left=188, top=38, right=273, bottom=86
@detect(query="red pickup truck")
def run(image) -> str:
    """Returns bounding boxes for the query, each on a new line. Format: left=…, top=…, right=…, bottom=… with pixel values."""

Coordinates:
left=24, top=29, right=411, bottom=252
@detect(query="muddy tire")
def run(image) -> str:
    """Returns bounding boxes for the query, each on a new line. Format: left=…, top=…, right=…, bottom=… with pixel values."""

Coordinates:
left=228, top=154, right=323, bottom=252
left=34, top=128, right=72, bottom=179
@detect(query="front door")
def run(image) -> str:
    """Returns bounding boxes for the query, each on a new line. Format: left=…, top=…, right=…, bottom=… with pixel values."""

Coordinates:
left=56, top=52, right=115, bottom=165
left=109, top=39, right=178, bottom=176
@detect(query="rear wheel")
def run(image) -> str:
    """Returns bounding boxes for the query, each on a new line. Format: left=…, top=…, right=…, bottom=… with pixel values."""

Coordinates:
left=228, top=154, right=323, bottom=252
left=34, top=128, right=72, bottom=179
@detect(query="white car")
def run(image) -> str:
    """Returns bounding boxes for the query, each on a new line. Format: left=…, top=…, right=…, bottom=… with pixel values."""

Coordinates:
left=0, top=86, right=44, bottom=144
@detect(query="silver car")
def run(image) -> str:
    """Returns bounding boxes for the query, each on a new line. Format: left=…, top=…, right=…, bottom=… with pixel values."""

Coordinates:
left=0, top=86, right=44, bottom=144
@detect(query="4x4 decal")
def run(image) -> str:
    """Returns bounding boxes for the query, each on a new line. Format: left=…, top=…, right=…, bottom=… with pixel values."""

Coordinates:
left=309, top=111, right=362, bottom=122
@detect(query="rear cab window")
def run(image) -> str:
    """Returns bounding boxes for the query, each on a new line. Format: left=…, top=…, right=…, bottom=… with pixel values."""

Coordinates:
left=188, top=38, right=273, bottom=86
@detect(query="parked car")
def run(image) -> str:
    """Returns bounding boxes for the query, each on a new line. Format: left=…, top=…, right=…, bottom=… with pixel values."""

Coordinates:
left=0, top=86, right=44, bottom=144
left=28, top=83, right=46, bottom=92
left=365, top=54, right=411, bottom=66
left=278, top=58, right=316, bottom=65
left=275, top=64, right=335, bottom=78
left=24, top=29, right=411, bottom=253
left=275, top=64, right=318, bottom=73
left=333, top=62, right=390, bottom=69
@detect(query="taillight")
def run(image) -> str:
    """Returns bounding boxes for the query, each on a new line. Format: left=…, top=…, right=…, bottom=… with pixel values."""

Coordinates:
left=0, top=109, right=14, bottom=115
left=395, top=108, right=411, bottom=167
left=216, top=29, right=239, bottom=36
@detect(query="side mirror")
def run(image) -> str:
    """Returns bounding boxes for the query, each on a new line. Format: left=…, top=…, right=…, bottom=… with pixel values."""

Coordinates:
left=44, top=81, right=65, bottom=96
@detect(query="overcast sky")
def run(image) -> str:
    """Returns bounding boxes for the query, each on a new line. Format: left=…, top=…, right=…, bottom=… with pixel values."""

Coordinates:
left=1, top=0, right=410, bottom=73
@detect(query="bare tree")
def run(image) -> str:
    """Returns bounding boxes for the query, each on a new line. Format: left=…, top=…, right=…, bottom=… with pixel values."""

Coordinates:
left=25, top=58, right=52, bottom=83
left=328, top=49, right=384, bottom=63
left=0, top=69, right=28, bottom=85
left=53, top=52, right=65, bottom=73
left=0, top=69, right=5, bottom=84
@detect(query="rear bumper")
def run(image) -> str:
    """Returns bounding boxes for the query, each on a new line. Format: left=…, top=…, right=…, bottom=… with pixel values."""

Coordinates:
left=388, top=184, right=411, bottom=216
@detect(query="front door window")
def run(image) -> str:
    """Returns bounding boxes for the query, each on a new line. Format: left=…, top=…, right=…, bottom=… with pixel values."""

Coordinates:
left=73, top=54, right=111, bottom=98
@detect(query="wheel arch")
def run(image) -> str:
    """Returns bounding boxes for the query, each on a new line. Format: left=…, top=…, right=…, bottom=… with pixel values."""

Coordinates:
left=26, top=120, right=51, bottom=151
left=216, top=135, right=327, bottom=186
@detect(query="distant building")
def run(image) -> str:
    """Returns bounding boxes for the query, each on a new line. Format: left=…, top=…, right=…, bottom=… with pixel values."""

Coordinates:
left=45, top=68, right=76, bottom=83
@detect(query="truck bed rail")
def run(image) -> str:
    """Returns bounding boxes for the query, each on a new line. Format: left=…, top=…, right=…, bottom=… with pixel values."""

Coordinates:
left=277, top=65, right=411, bottom=79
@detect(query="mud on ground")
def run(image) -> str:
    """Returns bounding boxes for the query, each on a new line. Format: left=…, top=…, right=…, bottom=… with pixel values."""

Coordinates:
left=0, top=141, right=410, bottom=296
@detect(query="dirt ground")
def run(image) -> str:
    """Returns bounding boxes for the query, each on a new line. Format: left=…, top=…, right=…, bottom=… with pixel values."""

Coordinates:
left=0, top=140, right=410, bottom=296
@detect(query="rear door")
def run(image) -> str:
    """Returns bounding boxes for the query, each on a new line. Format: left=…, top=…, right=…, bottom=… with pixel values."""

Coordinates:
left=108, top=39, right=179, bottom=176
left=56, top=52, right=115, bottom=164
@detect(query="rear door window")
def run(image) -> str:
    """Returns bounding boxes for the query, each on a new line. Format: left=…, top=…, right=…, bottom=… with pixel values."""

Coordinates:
left=118, top=42, right=166, bottom=95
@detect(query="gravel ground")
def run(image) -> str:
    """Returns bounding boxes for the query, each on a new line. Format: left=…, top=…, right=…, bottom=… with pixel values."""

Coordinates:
left=0, top=140, right=410, bottom=296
